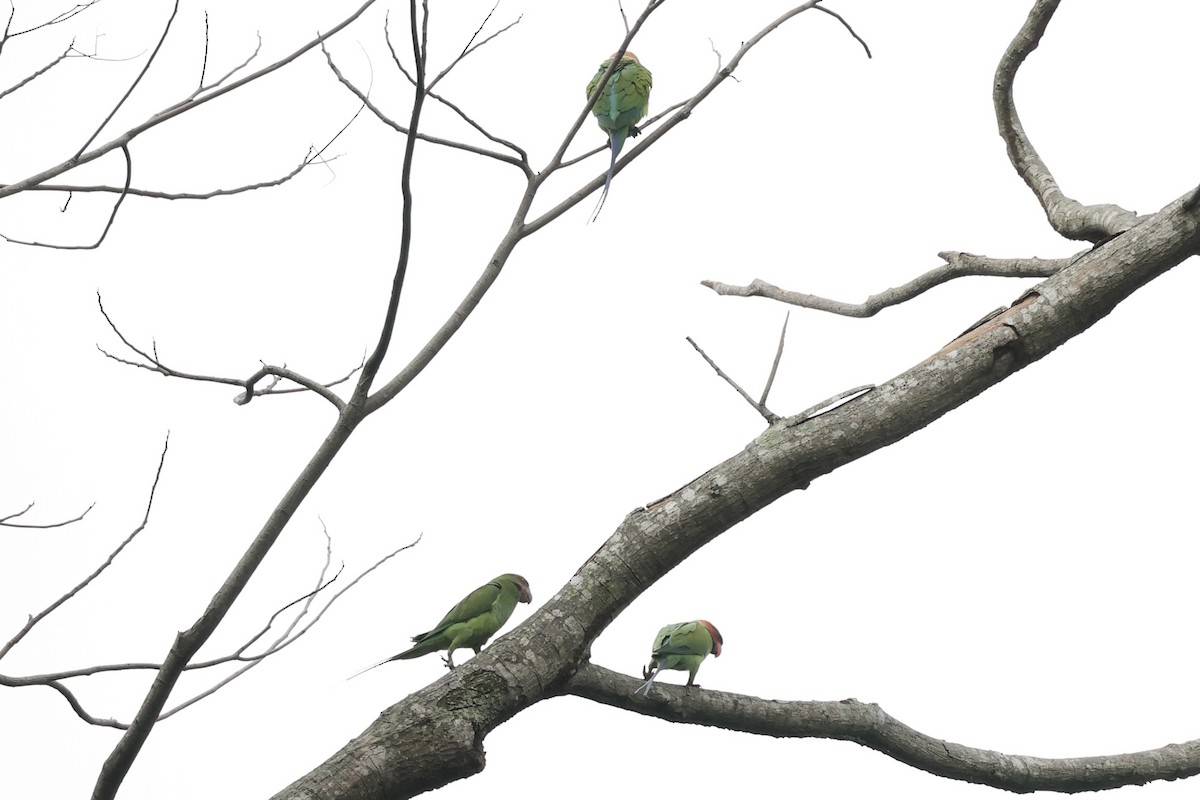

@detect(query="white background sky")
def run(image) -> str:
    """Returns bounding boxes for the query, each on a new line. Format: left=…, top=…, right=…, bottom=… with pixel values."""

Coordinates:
left=2, top=1, right=1198, bottom=797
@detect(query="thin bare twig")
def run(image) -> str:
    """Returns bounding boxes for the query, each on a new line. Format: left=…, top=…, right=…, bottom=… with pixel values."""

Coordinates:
left=0, top=501, right=96, bottom=529
left=0, top=436, right=169, bottom=663
left=687, top=336, right=778, bottom=423
left=759, top=312, right=789, bottom=407
left=321, top=40, right=527, bottom=169
left=96, top=293, right=352, bottom=409
left=198, top=11, right=209, bottom=88
left=15, top=150, right=341, bottom=199
left=426, top=4, right=522, bottom=92
left=702, top=251, right=1073, bottom=317
left=813, top=4, right=871, bottom=58
left=75, top=1, right=181, bottom=158
left=8, top=0, right=102, bottom=39
left=0, top=42, right=78, bottom=101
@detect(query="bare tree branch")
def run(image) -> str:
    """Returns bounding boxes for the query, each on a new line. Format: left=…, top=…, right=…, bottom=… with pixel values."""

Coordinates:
left=568, top=663, right=1200, bottom=794
left=686, top=335, right=778, bottom=423
left=75, top=0, right=181, bottom=158
left=759, top=312, right=789, bottom=407
left=0, top=436, right=168, bottom=663
left=96, top=293, right=353, bottom=409
left=1, top=145, right=132, bottom=248
left=702, top=251, right=1074, bottom=316
left=0, top=41, right=80, bottom=100
left=0, top=0, right=381, bottom=203
left=6, top=0, right=102, bottom=40
left=813, top=4, right=872, bottom=58
left=0, top=501, right=95, bottom=529
left=995, top=0, right=1142, bottom=242
left=321, top=40, right=527, bottom=169
left=426, top=3, right=521, bottom=92
left=14, top=149, right=340, bottom=199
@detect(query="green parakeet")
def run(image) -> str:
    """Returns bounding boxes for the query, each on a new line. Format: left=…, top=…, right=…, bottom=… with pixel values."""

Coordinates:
left=586, top=51, right=652, bottom=220
left=634, top=619, right=723, bottom=696
left=352, top=574, right=532, bottom=677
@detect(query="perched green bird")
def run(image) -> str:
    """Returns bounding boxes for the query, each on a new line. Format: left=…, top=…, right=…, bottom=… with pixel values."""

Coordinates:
left=634, top=619, right=723, bottom=696
left=586, top=51, right=652, bottom=221
left=351, top=574, right=532, bottom=677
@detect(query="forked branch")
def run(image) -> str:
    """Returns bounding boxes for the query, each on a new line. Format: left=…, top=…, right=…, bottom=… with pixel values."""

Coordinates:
left=703, top=251, right=1074, bottom=317
left=995, top=0, right=1142, bottom=241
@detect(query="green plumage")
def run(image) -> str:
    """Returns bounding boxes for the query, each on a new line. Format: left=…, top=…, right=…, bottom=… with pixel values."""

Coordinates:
left=634, top=619, right=723, bottom=696
left=352, top=574, right=532, bottom=677
left=586, top=51, right=652, bottom=220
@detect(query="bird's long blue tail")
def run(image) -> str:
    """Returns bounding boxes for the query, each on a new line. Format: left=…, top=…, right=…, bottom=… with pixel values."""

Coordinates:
left=589, top=133, right=623, bottom=223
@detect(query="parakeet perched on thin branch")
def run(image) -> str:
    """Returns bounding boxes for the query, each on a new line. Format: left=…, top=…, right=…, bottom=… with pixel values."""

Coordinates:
left=586, top=51, right=652, bottom=221
left=634, top=619, right=723, bottom=696
left=351, top=574, right=532, bottom=677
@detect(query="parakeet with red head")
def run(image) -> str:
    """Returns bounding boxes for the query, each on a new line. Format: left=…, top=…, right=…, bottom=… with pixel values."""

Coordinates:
left=634, top=619, right=723, bottom=696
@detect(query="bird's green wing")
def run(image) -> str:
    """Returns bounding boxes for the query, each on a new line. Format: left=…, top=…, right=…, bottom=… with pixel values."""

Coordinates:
left=424, top=581, right=502, bottom=635
left=651, top=621, right=712, bottom=657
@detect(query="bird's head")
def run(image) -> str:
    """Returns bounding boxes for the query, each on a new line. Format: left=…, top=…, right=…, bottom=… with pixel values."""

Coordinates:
left=698, top=620, right=723, bottom=657
left=499, top=574, right=533, bottom=604
left=608, top=51, right=640, bottom=63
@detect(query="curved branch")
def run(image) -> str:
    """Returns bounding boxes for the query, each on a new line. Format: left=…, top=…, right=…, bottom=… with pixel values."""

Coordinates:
left=1, top=145, right=132, bottom=249
left=568, top=663, right=1200, bottom=794
left=995, top=0, right=1142, bottom=242
left=703, top=251, right=1073, bottom=316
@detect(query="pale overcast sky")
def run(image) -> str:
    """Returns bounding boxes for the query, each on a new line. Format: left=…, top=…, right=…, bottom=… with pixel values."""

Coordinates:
left=2, top=1, right=1198, bottom=798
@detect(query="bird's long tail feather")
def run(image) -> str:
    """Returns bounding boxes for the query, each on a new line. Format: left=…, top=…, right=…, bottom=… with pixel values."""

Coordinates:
left=589, top=135, right=622, bottom=223
left=634, top=667, right=660, bottom=696
left=346, top=654, right=398, bottom=681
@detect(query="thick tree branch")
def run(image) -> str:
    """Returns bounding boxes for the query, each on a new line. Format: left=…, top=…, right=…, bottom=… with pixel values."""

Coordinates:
left=277, top=188, right=1200, bottom=799
left=703, top=251, right=1073, bottom=316
left=568, top=663, right=1200, bottom=794
left=995, top=0, right=1142, bottom=242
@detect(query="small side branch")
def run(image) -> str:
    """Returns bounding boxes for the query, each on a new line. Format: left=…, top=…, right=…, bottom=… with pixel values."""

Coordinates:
left=687, top=335, right=779, bottom=423
left=813, top=4, right=872, bottom=58
left=0, top=501, right=95, bottom=529
left=567, top=663, right=1200, bottom=794
left=96, top=294, right=353, bottom=410
left=994, top=0, right=1141, bottom=242
left=0, top=436, right=169, bottom=663
left=703, top=251, right=1073, bottom=317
